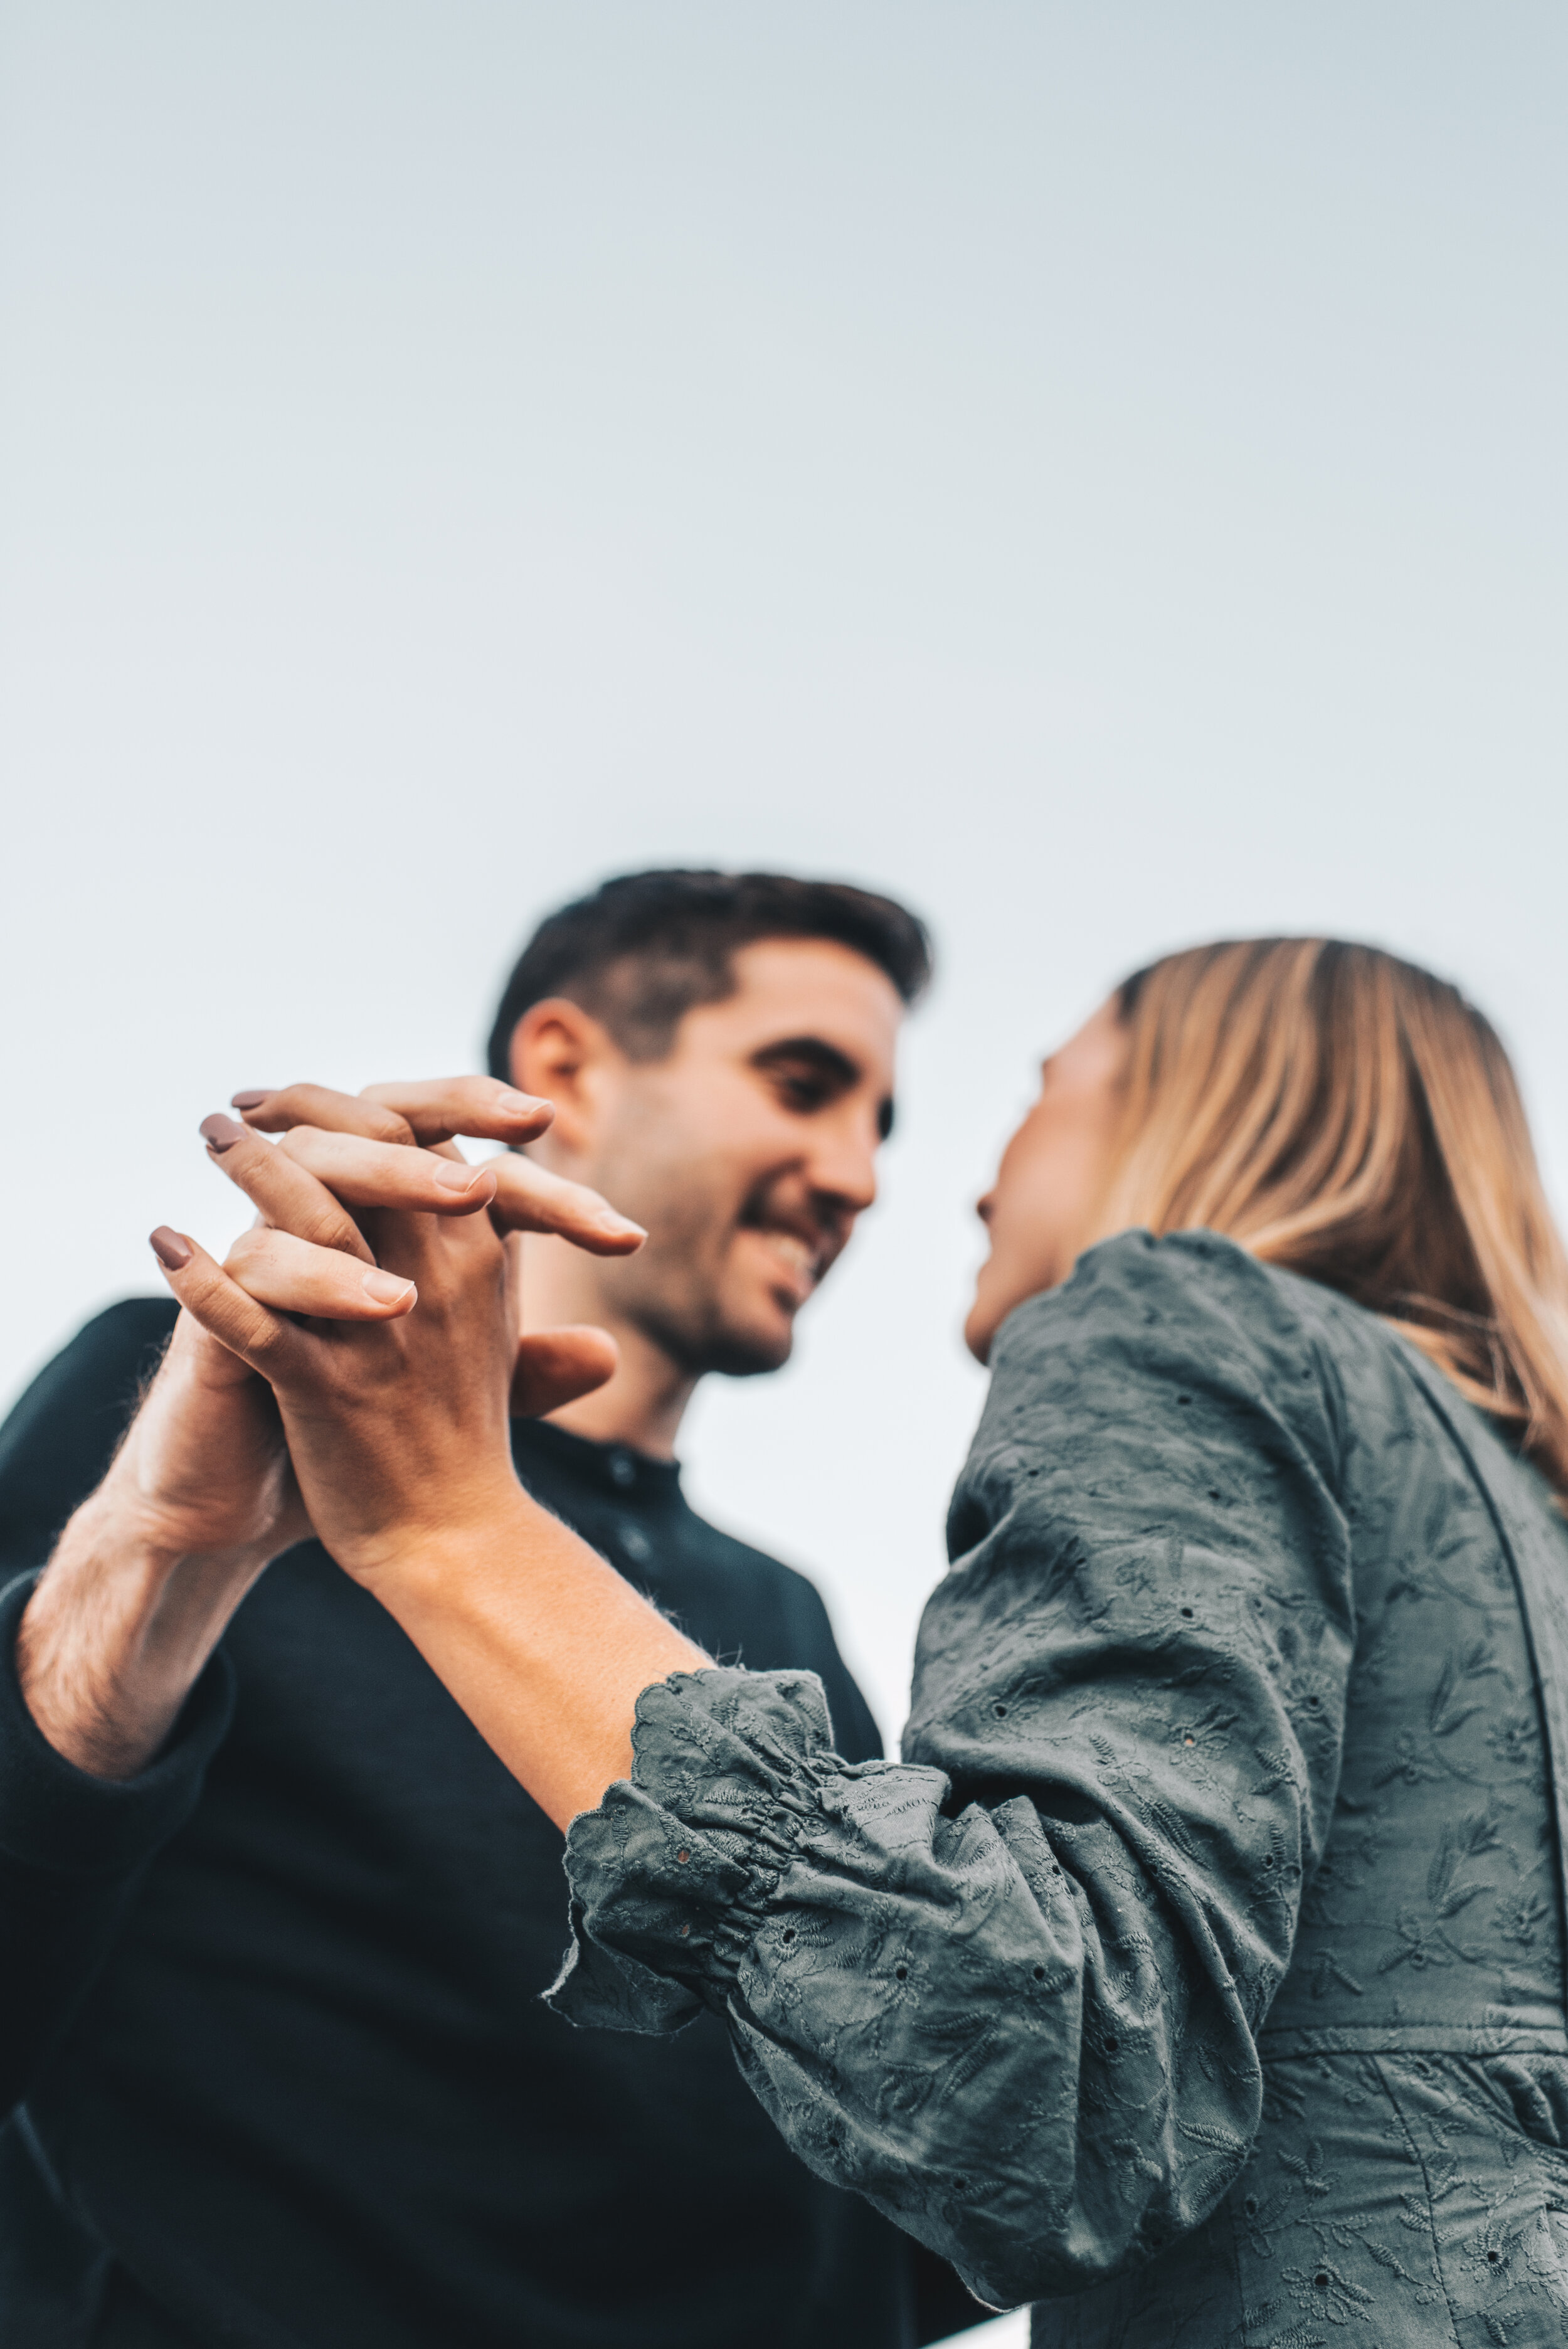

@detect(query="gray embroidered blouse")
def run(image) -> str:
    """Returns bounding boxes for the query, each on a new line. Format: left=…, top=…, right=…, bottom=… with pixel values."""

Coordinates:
left=550, top=1231, right=1568, bottom=2343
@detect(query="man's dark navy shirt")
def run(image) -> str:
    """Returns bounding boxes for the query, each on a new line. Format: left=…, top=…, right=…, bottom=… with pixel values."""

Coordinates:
left=0, top=1300, right=976, bottom=2349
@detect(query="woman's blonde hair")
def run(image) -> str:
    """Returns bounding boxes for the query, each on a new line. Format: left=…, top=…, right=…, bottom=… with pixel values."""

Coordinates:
left=1102, top=939, right=1568, bottom=1495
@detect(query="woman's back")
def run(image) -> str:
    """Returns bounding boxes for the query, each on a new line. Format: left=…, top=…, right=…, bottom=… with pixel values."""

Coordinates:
left=1268, top=1268, right=1565, bottom=2060
left=923, top=1231, right=1568, bottom=2344
left=1248, top=1257, right=1568, bottom=2346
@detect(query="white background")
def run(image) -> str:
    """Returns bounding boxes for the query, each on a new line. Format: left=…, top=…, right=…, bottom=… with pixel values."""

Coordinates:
left=4, top=13, right=1565, bottom=2338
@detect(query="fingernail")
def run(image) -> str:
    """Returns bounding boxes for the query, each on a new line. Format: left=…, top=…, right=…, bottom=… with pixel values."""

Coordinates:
left=600, top=1214, right=647, bottom=1239
left=231, top=1090, right=271, bottom=1111
left=362, top=1269, right=416, bottom=1306
left=200, top=1113, right=248, bottom=1153
left=495, top=1090, right=546, bottom=1118
left=149, top=1226, right=193, bottom=1271
left=435, top=1160, right=489, bottom=1190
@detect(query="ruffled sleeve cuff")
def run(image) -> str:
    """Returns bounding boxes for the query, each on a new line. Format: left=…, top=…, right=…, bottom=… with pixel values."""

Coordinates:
left=546, top=1666, right=845, bottom=2035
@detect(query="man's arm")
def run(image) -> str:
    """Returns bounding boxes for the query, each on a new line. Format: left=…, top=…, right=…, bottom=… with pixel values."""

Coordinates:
left=0, top=1084, right=630, bottom=2111
left=0, top=1123, right=492, bottom=2104
left=12, top=1285, right=321, bottom=1776
left=0, top=1306, right=241, bottom=2108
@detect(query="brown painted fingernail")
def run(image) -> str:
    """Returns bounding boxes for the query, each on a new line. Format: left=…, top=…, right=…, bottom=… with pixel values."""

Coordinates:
left=149, top=1226, right=193, bottom=1271
left=231, top=1090, right=271, bottom=1111
left=200, top=1113, right=248, bottom=1153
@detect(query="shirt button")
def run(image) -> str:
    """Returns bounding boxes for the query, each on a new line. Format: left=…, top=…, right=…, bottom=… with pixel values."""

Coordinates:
left=609, top=1450, right=636, bottom=1489
left=620, top=1524, right=651, bottom=1563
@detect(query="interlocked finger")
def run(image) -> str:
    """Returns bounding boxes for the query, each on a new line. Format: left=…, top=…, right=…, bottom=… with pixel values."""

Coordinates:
left=232, top=1085, right=416, bottom=1146
left=233, top=1077, right=554, bottom=1152
left=148, top=1229, right=305, bottom=1376
left=225, top=1228, right=418, bottom=1320
left=358, top=1076, right=555, bottom=1148
left=485, top=1157, right=645, bottom=1255
left=230, top=1078, right=643, bottom=1257
left=277, top=1128, right=499, bottom=1217
left=200, top=1115, right=373, bottom=1261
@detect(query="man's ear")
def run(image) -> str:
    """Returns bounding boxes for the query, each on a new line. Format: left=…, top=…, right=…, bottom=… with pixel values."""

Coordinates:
left=508, top=998, right=621, bottom=1158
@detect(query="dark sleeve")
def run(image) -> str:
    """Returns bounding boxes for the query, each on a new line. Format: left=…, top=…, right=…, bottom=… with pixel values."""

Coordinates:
left=547, top=1233, right=1352, bottom=2310
left=0, top=1300, right=232, bottom=2113
left=912, top=2244, right=987, bottom=2343
left=0, top=1298, right=179, bottom=1575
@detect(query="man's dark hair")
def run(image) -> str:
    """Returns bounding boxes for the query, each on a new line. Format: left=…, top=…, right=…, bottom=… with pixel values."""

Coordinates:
left=486, top=869, right=933, bottom=1078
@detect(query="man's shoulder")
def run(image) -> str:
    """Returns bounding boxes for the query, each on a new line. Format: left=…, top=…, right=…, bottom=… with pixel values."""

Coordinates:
left=677, top=1501, right=827, bottom=1615
left=0, top=1296, right=179, bottom=1571
left=15, top=1296, right=179, bottom=1391
left=673, top=1502, right=884, bottom=1762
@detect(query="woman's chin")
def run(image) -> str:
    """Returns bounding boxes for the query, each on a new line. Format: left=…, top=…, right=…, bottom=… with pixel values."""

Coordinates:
left=967, top=1252, right=1071, bottom=1362
left=963, top=1293, right=998, bottom=1365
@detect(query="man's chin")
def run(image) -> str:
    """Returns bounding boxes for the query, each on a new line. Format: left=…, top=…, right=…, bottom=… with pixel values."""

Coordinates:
left=697, top=1297, right=799, bottom=1380
left=637, top=1288, right=800, bottom=1381
left=702, top=1327, right=796, bottom=1379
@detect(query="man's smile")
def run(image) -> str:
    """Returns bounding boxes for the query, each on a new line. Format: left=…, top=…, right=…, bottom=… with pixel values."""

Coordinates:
left=736, top=1212, right=835, bottom=1305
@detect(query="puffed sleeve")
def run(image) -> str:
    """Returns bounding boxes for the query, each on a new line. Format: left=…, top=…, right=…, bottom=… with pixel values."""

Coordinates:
left=548, top=1232, right=1352, bottom=2310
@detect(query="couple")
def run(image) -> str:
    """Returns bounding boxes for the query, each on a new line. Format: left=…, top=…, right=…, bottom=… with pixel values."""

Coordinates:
left=12, top=884, right=1568, bottom=2347
left=1, top=869, right=975, bottom=2349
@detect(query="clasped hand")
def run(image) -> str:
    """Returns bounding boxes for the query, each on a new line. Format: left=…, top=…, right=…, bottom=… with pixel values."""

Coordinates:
left=149, top=1077, right=645, bottom=1581
left=146, top=1073, right=703, bottom=1829
left=17, top=1075, right=667, bottom=1790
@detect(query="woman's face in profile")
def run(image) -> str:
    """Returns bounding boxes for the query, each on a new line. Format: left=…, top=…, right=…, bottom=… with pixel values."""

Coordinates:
left=965, top=996, right=1131, bottom=1363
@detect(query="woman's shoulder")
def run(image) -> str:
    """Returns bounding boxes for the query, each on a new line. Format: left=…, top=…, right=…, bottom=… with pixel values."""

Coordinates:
left=983, top=1228, right=1519, bottom=1512
left=996, top=1226, right=1417, bottom=1381
left=981, top=1228, right=1429, bottom=1498
left=991, top=1227, right=1348, bottom=1385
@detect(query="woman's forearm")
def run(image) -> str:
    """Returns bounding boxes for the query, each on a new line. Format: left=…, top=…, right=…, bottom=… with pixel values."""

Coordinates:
left=364, top=1493, right=707, bottom=1830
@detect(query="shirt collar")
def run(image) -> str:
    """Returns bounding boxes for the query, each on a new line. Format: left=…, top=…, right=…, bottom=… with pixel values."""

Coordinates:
left=509, top=1415, right=684, bottom=1502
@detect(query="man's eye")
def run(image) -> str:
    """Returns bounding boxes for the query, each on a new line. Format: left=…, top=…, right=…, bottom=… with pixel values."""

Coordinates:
left=773, top=1069, right=830, bottom=1112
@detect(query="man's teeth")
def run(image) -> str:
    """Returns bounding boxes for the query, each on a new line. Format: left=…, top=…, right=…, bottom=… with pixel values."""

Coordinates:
left=765, top=1232, right=817, bottom=1280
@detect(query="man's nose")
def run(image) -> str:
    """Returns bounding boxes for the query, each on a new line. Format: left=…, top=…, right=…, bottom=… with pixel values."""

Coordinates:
left=805, top=1110, right=881, bottom=1216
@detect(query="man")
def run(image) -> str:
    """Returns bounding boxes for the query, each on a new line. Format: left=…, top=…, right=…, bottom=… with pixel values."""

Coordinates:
left=0, top=871, right=976, bottom=2348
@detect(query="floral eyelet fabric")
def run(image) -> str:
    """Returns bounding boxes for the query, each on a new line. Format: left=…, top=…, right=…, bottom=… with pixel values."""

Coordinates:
left=551, top=1231, right=1568, bottom=2345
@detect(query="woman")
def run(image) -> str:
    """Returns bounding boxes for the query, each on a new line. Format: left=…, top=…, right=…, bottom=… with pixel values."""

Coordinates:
left=159, top=938, right=1568, bottom=2344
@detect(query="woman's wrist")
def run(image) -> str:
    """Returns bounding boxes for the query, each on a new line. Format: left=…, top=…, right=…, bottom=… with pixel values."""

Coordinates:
left=351, top=1490, right=708, bottom=1830
left=326, top=1478, right=552, bottom=1593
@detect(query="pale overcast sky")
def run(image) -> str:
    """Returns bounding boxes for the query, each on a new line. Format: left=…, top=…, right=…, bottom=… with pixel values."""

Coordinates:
left=6, top=15, right=1564, bottom=2335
